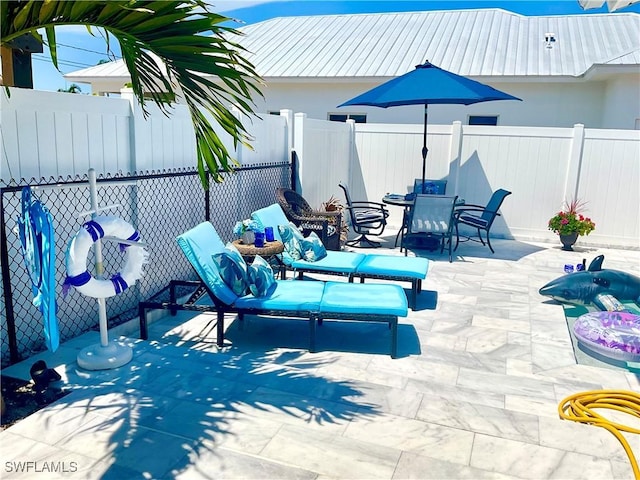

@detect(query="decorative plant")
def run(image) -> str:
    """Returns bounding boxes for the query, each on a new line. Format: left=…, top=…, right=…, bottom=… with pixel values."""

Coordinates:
left=322, top=195, right=349, bottom=244
left=548, top=198, right=596, bottom=236
left=233, top=219, right=261, bottom=237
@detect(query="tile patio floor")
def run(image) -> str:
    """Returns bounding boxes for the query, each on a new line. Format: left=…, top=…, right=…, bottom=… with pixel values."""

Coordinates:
left=2, top=236, right=639, bottom=479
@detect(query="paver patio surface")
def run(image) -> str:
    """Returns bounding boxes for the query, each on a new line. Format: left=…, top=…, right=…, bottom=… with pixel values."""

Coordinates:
left=2, top=237, right=639, bottom=479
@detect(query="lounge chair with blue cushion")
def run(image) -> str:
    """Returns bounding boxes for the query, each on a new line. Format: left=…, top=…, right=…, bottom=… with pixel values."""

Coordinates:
left=252, top=204, right=430, bottom=309
left=139, top=221, right=408, bottom=358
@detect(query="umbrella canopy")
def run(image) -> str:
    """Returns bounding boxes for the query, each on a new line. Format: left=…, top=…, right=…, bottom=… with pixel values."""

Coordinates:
left=337, top=61, right=521, bottom=192
left=578, top=0, right=640, bottom=11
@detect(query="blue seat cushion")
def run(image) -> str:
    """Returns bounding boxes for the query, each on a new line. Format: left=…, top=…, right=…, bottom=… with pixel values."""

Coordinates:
left=459, top=214, right=487, bottom=228
left=320, top=282, right=408, bottom=317
left=355, top=211, right=385, bottom=222
left=290, top=251, right=365, bottom=273
left=234, top=280, right=324, bottom=311
left=176, top=222, right=238, bottom=305
left=355, top=255, right=429, bottom=280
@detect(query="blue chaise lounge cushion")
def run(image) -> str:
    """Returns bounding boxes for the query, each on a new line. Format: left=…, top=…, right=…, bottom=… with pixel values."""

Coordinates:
left=176, top=222, right=238, bottom=305
left=320, top=282, right=408, bottom=317
left=234, top=279, right=324, bottom=311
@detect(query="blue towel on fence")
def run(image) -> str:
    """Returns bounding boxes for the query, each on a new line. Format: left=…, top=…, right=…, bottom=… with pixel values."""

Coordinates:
left=18, top=187, right=59, bottom=352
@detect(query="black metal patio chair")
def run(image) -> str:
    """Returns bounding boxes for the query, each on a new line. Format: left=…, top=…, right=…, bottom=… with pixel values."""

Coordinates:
left=454, top=189, right=512, bottom=254
left=338, top=182, right=390, bottom=248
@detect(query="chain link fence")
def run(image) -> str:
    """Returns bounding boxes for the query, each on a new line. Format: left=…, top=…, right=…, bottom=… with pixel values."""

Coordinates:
left=1, top=162, right=292, bottom=366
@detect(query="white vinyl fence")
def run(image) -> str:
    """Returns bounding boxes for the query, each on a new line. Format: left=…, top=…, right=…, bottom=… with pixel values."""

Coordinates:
left=1, top=87, right=288, bottom=181
left=2, top=88, right=638, bottom=249
left=343, top=122, right=640, bottom=249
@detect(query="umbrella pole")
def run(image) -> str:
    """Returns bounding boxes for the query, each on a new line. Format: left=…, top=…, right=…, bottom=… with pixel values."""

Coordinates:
left=421, top=104, right=428, bottom=194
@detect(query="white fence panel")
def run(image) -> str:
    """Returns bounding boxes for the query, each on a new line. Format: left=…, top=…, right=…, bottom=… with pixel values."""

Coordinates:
left=353, top=123, right=451, bottom=198
left=128, top=98, right=198, bottom=172
left=578, top=129, right=640, bottom=248
left=295, top=114, right=351, bottom=209
left=238, top=113, right=288, bottom=165
left=352, top=123, right=452, bottom=229
left=457, top=126, right=574, bottom=240
left=1, top=88, right=131, bottom=181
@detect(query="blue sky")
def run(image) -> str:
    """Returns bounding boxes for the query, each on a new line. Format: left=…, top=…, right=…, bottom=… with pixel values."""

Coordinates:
left=32, top=0, right=640, bottom=92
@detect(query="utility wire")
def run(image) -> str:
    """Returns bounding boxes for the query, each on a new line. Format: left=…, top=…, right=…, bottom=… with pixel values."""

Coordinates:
left=55, top=42, right=121, bottom=59
left=32, top=56, right=94, bottom=69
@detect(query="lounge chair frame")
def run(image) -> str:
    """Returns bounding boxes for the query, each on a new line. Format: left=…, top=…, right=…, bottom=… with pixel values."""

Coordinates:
left=139, top=279, right=400, bottom=358
left=253, top=203, right=429, bottom=309
left=139, top=223, right=406, bottom=357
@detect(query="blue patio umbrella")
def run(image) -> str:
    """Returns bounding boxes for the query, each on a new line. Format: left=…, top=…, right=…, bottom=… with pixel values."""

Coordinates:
left=338, top=61, right=521, bottom=193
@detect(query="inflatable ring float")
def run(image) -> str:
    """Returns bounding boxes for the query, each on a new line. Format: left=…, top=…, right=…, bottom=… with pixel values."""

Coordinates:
left=573, top=311, right=640, bottom=364
left=65, top=216, right=148, bottom=299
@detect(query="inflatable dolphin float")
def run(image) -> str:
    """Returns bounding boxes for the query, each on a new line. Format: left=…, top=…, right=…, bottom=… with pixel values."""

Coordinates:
left=539, top=255, right=640, bottom=309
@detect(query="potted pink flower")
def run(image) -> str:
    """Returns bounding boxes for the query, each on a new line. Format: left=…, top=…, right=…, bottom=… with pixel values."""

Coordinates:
left=548, top=198, right=596, bottom=250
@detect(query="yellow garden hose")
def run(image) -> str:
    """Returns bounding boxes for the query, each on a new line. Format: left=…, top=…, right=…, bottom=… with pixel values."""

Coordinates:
left=558, top=390, right=640, bottom=479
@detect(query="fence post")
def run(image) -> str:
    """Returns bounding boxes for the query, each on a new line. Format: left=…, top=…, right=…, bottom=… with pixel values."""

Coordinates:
left=120, top=87, right=151, bottom=173
left=346, top=119, right=356, bottom=188
left=448, top=121, right=463, bottom=196
left=564, top=123, right=585, bottom=201
left=293, top=112, right=307, bottom=193
left=280, top=109, right=294, bottom=159
left=0, top=189, right=19, bottom=363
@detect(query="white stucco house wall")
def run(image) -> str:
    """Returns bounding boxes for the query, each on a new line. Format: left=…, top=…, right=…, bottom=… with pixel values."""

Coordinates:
left=65, top=9, right=640, bottom=129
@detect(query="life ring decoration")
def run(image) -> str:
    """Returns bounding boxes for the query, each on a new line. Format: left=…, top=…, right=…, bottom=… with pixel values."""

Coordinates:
left=64, top=216, right=148, bottom=299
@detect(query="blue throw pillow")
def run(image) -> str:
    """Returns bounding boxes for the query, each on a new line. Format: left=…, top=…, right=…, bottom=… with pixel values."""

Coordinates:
left=278, top=222, right=304, bottom=263
left=247, top=255, right=277, bottom=297
left=212, top=243, right=249, bottom=296
left=300, top=232, right=327, bottom=262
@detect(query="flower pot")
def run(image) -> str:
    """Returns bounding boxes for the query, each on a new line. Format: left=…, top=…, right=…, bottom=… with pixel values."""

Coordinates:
left=241, top=231, right=255, bottom=245
left=559, top=232, right=579, bottom=251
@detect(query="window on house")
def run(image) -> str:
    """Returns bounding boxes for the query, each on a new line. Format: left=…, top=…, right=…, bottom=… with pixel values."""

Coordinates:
left=468, top=115, right=498, bottom=126
left=267, top=111, right=281, bottom=116
left=328, top=113, right=367, bottom=123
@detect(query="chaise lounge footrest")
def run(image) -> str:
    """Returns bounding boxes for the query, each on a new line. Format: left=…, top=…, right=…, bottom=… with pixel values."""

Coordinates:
left=318, top=282, right=408, bottom=358
left=354, top=256, right=429, bottom=309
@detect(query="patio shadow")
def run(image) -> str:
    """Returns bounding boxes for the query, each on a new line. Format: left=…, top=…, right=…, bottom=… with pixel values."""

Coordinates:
left=225, top=315, right=421, bottom=358
left=6, top=316, right=387, bottom=479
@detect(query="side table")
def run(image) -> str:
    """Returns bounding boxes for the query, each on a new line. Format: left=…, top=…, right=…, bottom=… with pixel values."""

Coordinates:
left=231, top=239, right=286, bottom=279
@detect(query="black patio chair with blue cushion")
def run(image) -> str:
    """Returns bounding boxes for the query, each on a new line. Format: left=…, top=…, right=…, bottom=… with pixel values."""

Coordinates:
left=413, top=178, right=447, bottom=195
left=338, top=182, right=389, bottom=248
left=454, top=189, right=512, bottom=254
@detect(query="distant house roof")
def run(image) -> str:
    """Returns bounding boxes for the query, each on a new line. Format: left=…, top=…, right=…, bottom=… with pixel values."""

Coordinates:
left=238, top=9, right=640, bottom=78
left=65, top=9, right=640, bottom=84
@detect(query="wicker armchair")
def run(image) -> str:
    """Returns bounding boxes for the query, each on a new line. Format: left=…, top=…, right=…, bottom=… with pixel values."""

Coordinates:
left=276, top=188, right=343, bottom=251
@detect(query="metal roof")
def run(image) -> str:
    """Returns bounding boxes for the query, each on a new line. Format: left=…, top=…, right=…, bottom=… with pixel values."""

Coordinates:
left=237, top=9, right=640, bottom=78
left=65, top=9, right=640, bottom=82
